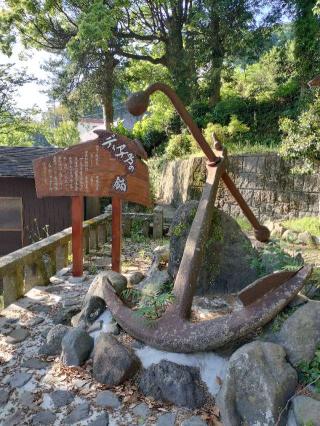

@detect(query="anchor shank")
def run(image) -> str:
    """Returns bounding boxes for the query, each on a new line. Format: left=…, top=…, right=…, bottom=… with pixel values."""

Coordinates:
left=173, top=162, right=224, bottom=319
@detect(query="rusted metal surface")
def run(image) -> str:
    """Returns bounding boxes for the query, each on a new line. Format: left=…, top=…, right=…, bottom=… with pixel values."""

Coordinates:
left=173, top=162, right=224, bottom=319
left=96, top=82, right=312, bottom=353
left=238, top=269, right=299, bottom=306
left=127, top=83, right=270, bottom=242
left=103, top=265, right=312, bottom=352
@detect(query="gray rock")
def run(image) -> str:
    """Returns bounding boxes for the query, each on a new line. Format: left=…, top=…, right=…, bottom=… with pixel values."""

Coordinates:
left=217, top=341, right=297, bottom=426
left=6, top=327, right=30, bottom=344
left=139, top=360, right=207, bottom=409
left=50, top=390, right=74, bottom=408
left=72, top=296, right=106, bottom=328
left=92, top=333, right=139, bottom=386
left=50, top=276, right=65, bottom=284
left=132, top=402, right=150, bottom=418
left=68, top=275, right=87, bottom=284
left=168, top=203, right=259, bottom=294
left=0, top=389, right=10, bottom=406
left=282, top=229, right=298, bottom=243
left=53, top=305, right=81, bottom=326
left=291, top=396, right=320, bottom=426
left=86, top=271, right=127, bottom=302
left=9, top=372, right=32, bottom=388
left=265, top=300, right=320, bottom=366
left=25, top=316, right=45, bottom=327
left=32, top=411, right=56, bottom=425
left=22, top=359, right=50, bottom=370
left=88, top=321, right=103, bottom=333
left=137, top=269, right=170, bottom=298
left=39, top=324, right=71, bottom=356
left=3, top=412, right=23, bottom=426
left=181, top=417, right=208, bottom=426
left=65, top=402, right=90, bottom=424
left=95, top=390, right=121, bottom=408
left=297, top=231, right=315, bottom=246
left=20, top=391, right=35, bottom=406
left=88, top=413, right=109, bottom=426
left=156, top=413, right=176, bottom=426
left=127, top=271, right=145, bottom=286
left=61, top=328, right=94, bottom=366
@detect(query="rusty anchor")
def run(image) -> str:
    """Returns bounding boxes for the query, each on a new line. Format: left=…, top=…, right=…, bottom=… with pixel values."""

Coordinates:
left=100, top=83, right=312, bottom=352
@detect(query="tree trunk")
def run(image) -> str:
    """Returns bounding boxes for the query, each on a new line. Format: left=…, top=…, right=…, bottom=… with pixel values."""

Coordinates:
left=165, top=18, right=196, bottom=106
left=99, top=53, right=117, bottom=131
left=102, top=93, right=113, bottom=131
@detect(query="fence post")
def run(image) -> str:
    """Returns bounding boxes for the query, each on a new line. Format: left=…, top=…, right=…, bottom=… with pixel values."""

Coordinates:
left=153, top=206, right=163, bottom=239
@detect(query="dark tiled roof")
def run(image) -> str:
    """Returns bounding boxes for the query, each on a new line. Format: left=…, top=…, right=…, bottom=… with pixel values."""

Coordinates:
left=0, top=146, right=61, bottom=178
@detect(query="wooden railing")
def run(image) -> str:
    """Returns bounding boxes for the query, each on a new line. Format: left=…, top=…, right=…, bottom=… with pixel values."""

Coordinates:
left=0, top=207, right=164, bottom=309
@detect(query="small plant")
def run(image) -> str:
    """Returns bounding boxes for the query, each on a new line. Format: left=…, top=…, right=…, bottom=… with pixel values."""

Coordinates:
left=28, top=219, right=50, bottom=243
left=136, top=290, right=175, bottom=320
left=121, top=288, right=142, bottom=304
left=172, top=222, right=187, bottom=237
left=270, top=306, right=298, bottom=332
left=131, top=219, right=148, bottom=243
left=298, top=348, right=320, bottom=393
left=87, top=262, right=98, bottom=275
left=251, top=241, right=304, bottom=277
left=236, top=216, right=252, bottom=232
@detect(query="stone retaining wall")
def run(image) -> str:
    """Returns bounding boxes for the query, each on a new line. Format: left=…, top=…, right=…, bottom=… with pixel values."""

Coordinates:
left=156, top=154, right=320, bottom=221
left=0, top=209, right=164, bottom=309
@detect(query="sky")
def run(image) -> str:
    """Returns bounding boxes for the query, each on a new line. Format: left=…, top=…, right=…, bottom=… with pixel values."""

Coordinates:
left=0, top=43, right=53, bottom=112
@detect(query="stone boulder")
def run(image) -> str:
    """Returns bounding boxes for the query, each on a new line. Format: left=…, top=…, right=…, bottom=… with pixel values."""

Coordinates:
left=137, top=269, right=170, bottom=298
left=61, top=328, right=94, bottom=366
left=290, top=396, right=320, bottom=426
left=216, top=341, right=297, bottom=426
left=139, top=360, right=207, bottom=409
left=85, top=271, right=127, bottom=303
left=264, top=300, right=320, bottom=366
left=39, top=324, right=71, bottom=356
left=168, top=202, right=259, bottom=294
left=72, top=296, right=106, bottom=329
left=92, top=333, right=139, bottom=386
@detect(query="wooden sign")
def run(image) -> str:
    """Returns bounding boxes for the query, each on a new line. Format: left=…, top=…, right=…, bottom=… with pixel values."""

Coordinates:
left=33, top=129, right=151, bottom=207
left=33, top=130, right=151, bottom=276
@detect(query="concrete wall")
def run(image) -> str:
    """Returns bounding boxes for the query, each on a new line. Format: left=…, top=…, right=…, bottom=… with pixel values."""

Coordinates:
left=156, top=154, right=320, bottom=221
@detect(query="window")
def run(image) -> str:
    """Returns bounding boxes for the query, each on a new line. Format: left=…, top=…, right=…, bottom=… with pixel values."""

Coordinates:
left=0, top=197, right=23, bottom=231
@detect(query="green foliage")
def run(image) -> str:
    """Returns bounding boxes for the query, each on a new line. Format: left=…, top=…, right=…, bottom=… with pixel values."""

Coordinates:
left=251, top=241, right=304, bottom=277
left=50, top=120, right=79, bottom=147
left=236, top=217, right=252, bottom=232
left=282, top=217, right=320, bottom=237
left=165, top=133, right=194, bottom=160
left=136, top=287, right=174, bottom=320
left=298, top=348, right=320, bottom=392
left=271, top=306, right=298, bottom=332
left=280, top=96, right=320, bottom=174
left=130, top=219, right=149, bottom=243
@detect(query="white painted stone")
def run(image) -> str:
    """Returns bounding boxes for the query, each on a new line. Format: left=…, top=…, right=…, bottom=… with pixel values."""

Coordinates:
left=135, top=346, right=228, bottom=397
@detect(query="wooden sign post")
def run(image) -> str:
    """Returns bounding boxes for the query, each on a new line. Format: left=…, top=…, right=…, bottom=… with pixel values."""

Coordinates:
left=33, top=129, right=151, bottom=277
left=71, top=196, right=84, bottom=276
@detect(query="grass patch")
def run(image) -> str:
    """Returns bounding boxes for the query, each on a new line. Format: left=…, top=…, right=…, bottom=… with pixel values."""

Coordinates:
left=236, top=216, right=252, bottom=232
left=282, top=217, right=320, bottom=237
left=298, top=347, right=320, bottom=393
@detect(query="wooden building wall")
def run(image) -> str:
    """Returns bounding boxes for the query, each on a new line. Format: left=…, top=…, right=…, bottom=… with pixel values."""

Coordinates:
left=0, top=177, right=71, bottom=256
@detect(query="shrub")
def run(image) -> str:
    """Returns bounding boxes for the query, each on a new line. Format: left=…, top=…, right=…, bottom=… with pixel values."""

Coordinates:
left=280, top=96, right=320, bottom=174
left=165, top=133, right=193, bottom=160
